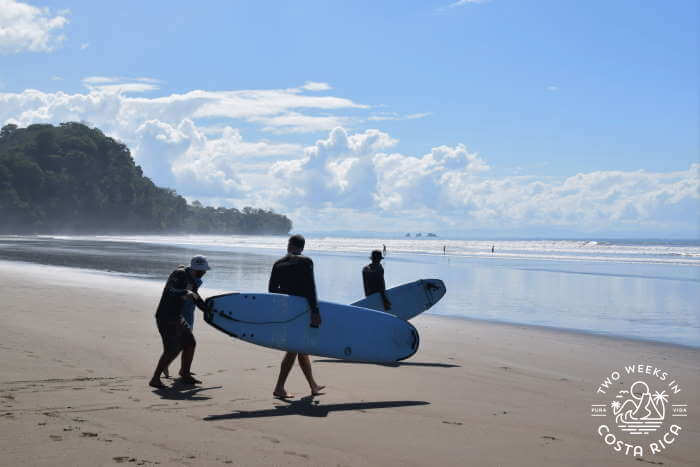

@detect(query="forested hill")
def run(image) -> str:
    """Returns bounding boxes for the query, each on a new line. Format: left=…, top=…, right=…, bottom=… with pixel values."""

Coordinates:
left=0, top=123, right=292, bottom=235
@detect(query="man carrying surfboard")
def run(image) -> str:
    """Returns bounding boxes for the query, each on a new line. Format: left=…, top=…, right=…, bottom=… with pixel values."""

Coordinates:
left=149, top=255, right=210, bottom=389
left=362, top=250, right=392, bottom=311
left=268, top=234, right=325, bottom=398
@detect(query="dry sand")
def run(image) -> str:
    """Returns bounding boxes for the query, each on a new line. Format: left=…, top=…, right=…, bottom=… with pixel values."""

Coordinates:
left=0, top=261, right=698, bottom=466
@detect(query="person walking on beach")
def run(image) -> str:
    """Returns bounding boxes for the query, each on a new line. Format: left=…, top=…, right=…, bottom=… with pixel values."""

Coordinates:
left=383, top=244, right=387, bottom=257
left=149, top=255, right=210, bottom=389
left=268, top=234, right=325, bottom=398
left=362, top=250, right=391, bottom=311
left=491, top=245, right=495, bottom=254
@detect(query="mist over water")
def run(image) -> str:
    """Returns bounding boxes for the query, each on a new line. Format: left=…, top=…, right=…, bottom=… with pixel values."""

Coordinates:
left=1, top=235, right=698, bottom=347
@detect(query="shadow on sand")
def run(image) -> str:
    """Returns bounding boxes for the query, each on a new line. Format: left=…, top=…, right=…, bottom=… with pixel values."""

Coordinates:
left=313, top=359, right=461, bottom=368
left=203, top=397, right=430, bottom=420
left=152, top=383, right=223, bottom=401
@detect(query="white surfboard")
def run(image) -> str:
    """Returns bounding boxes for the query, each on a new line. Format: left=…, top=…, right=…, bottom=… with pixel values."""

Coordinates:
left=203, top=293, right=419, bottom=363
left=350, top=279, right=446, bottom=320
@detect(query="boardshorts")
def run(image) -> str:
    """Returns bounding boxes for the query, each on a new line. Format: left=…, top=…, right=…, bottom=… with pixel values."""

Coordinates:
left=156, top=317, right=195, bottom=356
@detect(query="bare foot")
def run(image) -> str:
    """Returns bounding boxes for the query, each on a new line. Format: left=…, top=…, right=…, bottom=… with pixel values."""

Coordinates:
left=311, top=385, right=326, bottom=396
left=149, top=378, right=167, bottom=389
left=273, top=389, right=293, bottom=399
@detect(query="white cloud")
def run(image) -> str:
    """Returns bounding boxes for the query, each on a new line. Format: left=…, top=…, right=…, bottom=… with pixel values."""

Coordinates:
left=0, top=0, right=68, bottom=54
left=368, top=112, right=431, bottom=121
left=1, top=83, right=696, bottom=235
left=301, top=81, right=332, bottom=91
left=82, top=76, right=162, bottom=93
left=449, top=0, right=490, bottom=7
left=547, top=85, right=559, bottom=92
left=80, top=42, right=89, bottom=50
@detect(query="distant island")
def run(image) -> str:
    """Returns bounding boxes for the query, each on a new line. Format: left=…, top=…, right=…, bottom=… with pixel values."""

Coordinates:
left=0, top=123, right=292, bottom=235
left=405, top=232, right=438, bottom=238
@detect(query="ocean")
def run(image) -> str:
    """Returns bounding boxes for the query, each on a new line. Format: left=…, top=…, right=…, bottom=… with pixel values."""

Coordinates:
left=1, top=234, right=698, bottom=347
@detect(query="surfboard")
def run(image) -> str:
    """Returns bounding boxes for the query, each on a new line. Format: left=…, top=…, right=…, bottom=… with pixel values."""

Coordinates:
left=350, top=279, right=446, bottom=320
left=203, top=293, right=419, bottom=363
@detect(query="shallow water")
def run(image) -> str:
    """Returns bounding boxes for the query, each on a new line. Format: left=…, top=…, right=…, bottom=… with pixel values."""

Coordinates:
left=1, top=235, right=698, bottom=347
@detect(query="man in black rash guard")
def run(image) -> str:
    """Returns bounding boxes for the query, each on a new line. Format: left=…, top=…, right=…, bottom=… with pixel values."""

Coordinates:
left=268, top=234, right=325, bottom=398
left=362, top=249, right=392, bottom=311
left=149, top=256, right=210, bottom=389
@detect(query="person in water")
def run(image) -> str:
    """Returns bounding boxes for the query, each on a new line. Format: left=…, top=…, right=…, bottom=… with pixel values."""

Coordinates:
left=362, top=250, right=391, bottom=311
left=149, top=255, right=210, bottom=389
left=268, top=234, right=325, bottom=398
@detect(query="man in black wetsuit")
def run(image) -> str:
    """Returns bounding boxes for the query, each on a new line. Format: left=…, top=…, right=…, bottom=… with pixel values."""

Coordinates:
left=362, top=250, right=392, bottom=311
left=268, top=234, right=325, bottom=398
left=149, top=255, right=210, bottom=389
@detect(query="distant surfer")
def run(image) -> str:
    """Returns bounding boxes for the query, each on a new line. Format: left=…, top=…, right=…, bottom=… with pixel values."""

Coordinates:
left=362, top=250, right=392, bottom=311
left=149, top=255, right=210, bottom=389
left=491, top=245, right=495, bottom=254
left=268, top=234, right=325, bottom=398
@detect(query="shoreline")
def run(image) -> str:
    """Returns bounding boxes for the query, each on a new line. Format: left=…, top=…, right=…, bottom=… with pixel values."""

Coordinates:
left=2, top=257, right=698, bottom=350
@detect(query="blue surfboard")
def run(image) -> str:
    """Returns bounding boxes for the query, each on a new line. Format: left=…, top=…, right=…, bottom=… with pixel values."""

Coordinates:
left=351, top=279, right=446, bottom=320
left=203, top=293, right=419, bottom=363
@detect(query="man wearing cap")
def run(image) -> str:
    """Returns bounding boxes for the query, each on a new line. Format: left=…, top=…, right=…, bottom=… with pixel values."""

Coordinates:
left=363, top=250, right=392, bottom=311
left=149, top=255, right=210, bottom=389
left=268, top=234, right=325, bottom=398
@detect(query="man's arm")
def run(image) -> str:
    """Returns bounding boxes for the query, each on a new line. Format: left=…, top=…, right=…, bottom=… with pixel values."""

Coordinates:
left=193, top=294, right=208, bottom=312
left=303, top=259, right=319, bottom=310
left=268, top=264, right=279, bottom=293
left=362, top=267, right=371, bottom=297
left=303, top=258, right=321, bottom=328
left=379, top=266, right=391, bottom=310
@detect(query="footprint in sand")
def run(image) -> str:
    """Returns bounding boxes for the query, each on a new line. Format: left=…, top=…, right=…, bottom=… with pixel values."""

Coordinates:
left=262, top=436, right=281, bottom=444
left=49, top=435, right=63, bottom=441
left=284, top=451, right=309, bottom=460
left=636, top=458, right=663, bottom=465
left=442, top=421, right=464, bottom=426
left=81, top=432, right=99, bottom=438
left=215, top=426, right=237, bottom=432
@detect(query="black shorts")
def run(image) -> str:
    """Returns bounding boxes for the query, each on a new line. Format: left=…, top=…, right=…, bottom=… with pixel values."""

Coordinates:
left=156, top=317, right=195, bottom=356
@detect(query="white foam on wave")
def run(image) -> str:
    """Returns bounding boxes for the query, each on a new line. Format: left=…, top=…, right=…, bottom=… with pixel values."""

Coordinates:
left=29, top=234, right=700, bottom=266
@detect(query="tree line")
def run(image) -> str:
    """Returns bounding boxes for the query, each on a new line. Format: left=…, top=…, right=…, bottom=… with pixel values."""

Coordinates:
left=0, top=122, right=292, bottom=235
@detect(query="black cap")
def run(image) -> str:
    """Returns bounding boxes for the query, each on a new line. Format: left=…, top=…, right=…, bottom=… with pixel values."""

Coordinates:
left=371, top=250, right=383, bottom=260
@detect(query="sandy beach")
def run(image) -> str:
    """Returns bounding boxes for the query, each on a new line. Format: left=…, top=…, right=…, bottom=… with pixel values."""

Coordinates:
left=1, top=261, right=698, bottom=466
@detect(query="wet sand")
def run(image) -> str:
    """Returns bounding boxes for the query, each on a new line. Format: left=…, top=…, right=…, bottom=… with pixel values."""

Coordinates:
left=0, top=261, right=698, bottom=466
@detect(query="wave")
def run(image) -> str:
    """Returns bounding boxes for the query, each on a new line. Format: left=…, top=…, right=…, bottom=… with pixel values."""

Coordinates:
left=26, top=234, right=700, bottom=266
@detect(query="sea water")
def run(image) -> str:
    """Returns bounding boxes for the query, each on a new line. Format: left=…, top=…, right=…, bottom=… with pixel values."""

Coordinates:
left=1, top=235, right=698, bottom=347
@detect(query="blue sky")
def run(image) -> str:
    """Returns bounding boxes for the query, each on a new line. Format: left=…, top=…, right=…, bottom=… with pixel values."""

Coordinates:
left=1, top=0, right=698, bottom=237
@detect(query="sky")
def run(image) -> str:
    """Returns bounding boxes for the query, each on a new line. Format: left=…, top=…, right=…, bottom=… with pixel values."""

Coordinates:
left=1, top=0, right=698, bottom=237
